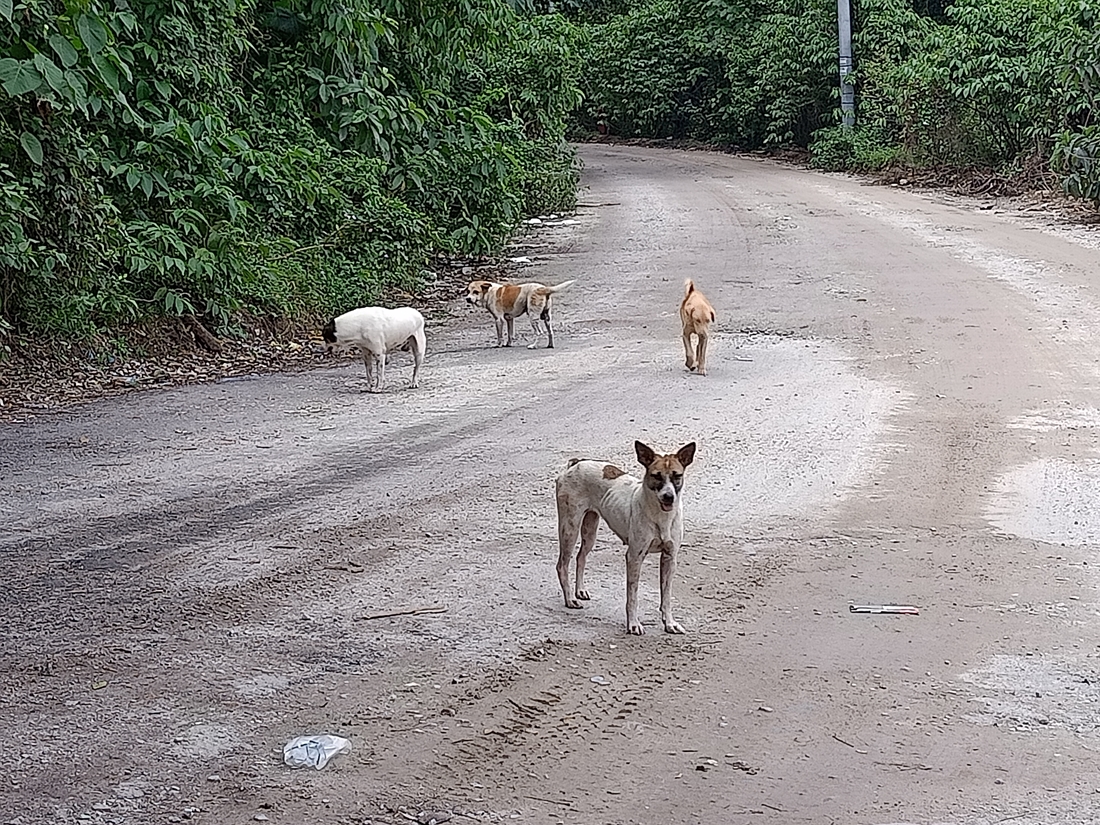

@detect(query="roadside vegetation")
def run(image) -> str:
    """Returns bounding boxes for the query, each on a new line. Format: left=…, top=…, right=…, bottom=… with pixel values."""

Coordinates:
left=0, top=0, right=582, bottom=341
left=572, top=0, right=1100, bottom=197
left=6, top=0, right=1100, bottom=348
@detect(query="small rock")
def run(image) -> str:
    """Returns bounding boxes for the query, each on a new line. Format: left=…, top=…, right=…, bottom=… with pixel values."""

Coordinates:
left=254, top=816, right=269, bottom=823
left=759, top=705, right=774, bottom=713
left=207, top=775, right=221, bottom=782
left=418, top=812, right=451, bottom=824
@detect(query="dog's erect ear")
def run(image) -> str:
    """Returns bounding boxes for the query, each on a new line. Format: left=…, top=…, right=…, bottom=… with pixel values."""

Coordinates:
left=635, top=441, right=657, bottom=467
left=322, top=318, right=337, bottom=345
left=676, top=442, right=696, bottom=468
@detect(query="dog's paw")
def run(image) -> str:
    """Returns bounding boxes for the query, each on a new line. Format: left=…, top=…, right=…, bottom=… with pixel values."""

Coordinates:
left=627, top=621, right=645, bottom=636
left=575, top=589, right=591, bottom=601
left=565, top=598, right=583, bottom=610
left=663, top=620, right=686, bottom=634
left=526, top=341, right=540, bottom=350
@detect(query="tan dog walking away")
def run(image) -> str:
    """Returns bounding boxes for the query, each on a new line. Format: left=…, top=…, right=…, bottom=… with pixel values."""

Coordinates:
left=555, top=441, right=697, bottom=635
left=680, top=278, right=716, bottom=375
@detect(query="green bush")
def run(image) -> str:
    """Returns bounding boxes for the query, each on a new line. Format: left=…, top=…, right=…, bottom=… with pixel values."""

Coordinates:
left=570, top=0, right=1100, bottom=207
left=0, top=0, right=583, bottom=337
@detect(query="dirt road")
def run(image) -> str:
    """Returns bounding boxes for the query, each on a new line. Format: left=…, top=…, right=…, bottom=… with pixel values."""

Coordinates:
left=5, top=144, right=1100, bottom=825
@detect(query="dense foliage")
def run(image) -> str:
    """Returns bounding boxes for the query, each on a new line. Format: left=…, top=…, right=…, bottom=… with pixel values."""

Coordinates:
left=10, top=0, right=1100, bottom=341
left=572, top=0, right=1100, bottom=203
left=0, top=0, right=582, bottom=337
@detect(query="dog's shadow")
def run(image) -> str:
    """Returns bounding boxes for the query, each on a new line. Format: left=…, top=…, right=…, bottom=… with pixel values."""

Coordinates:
left=332, top=382, right=416, bottom=396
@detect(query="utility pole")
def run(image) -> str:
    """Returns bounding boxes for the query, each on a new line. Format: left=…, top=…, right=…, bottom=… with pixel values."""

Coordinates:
left=837, top=0, right=855, bottom=128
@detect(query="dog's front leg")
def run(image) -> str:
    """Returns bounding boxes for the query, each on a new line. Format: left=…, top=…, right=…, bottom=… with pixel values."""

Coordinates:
left=505, top=316, right=516, bottom=347
left=625, top=545, right=646, bottom=635
left=494, top=317, right=505, bottom=347
left=659, top=549, right=685, bottom=634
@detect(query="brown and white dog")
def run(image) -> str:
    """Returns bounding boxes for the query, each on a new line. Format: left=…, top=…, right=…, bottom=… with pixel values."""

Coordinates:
left=465, top=279, right=575, bottom=349
left=555, top=441, right=697, bottom=635
left=680, top=279, right=716, bottom=376
left=322, top=306, right=425, bottom=392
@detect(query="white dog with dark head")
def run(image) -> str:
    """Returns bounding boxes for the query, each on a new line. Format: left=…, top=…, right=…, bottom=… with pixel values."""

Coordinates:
left=555, top=440, right=697, bottom=635
left=322, top=307, right=425, bottom=392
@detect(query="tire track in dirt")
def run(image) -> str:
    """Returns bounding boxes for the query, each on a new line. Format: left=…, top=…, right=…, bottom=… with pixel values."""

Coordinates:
left=384, top=533, right=802, bottom=812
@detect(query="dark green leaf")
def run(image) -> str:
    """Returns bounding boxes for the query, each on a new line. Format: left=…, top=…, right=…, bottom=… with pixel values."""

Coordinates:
left=65, top=71, right=88, bottom=114
left=20, top=132, right=43, bottom=165
left=49, top=35, right=80, bottom=69
left=32, top=54, right=66, bottom=95
left=77, top=14, right=110, bottom=55
left=0, top=60, right=43, bottom=97
left=93, top=54, right=118, bottom=92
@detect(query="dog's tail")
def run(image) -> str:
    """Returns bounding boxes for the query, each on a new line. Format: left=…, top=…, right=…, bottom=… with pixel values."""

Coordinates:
left=539, top=279, right=576, bottom=296
left=684, top=278, right=696, bottom=297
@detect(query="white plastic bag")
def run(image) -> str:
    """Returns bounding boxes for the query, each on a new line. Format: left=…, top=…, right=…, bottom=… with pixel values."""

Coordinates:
left=283, top=734, right=351, bottom=769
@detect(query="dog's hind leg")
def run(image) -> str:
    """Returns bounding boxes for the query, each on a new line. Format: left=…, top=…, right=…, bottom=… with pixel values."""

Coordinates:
left=659, top=550, right=685, bottom=634
left=530, top=303, right=554, bottom=349
left=556, top=498, right=584, bottom=610
left=374, top=350, right=387, bottom=392
left=362, top=349, right=375, bottom=391
left=574, top=510, right=599, bottom=600
left=682, top=327, right=697, bottom=371
left=695, top=330, right=710, bottom=376
left=409, top=330, right=425, bottom=388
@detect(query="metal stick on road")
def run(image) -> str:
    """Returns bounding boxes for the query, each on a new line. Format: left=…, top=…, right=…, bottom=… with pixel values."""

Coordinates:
left=850, top=604, right=920, bottom=615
